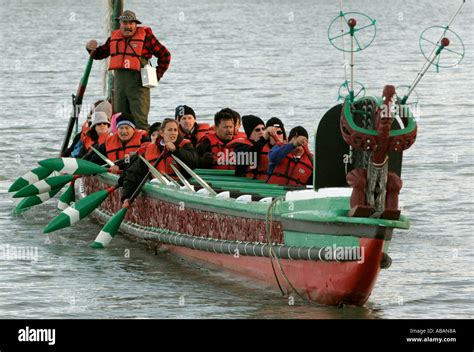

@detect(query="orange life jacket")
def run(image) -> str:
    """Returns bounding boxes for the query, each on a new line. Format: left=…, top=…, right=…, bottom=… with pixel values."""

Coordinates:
left=144, top=139, right=191, bottom=177
left=109, top=27, right=147, bottom=71
left=203, top=133, right=235, bottom=170
left=104, top=130, right=147, bottom=162
left=268, top=148, right=314, bottom=186
left=180, top=123, right=211, bottom=146
left=82, top=132, right=109, bottom=152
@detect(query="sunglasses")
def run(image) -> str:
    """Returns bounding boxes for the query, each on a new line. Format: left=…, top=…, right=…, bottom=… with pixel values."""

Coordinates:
left=253, top=127, right=264, bottom=133
left=276, top=130, right=283, bottom=135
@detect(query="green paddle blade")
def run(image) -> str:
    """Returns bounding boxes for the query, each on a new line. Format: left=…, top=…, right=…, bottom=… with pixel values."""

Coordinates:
left=57, top=182, right=76, bottom=210
left=44, top=188, right=115, bottom=233
left=38, top=158, right=107, bottom=175
left=90, top=208, right=128, bottom=249
left=9, top=166, right=53, bottom=193
left=14, top=186, right=63, bottom=213
left=13, top=175, right=74, bottom=198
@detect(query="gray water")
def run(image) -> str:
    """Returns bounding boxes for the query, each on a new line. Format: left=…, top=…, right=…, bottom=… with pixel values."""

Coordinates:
left=0, top=0, right=473, bottom=319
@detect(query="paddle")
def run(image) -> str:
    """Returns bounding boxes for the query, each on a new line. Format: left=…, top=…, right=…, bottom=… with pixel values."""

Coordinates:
left=137, top=155, right=166, bottom=184
left=60, top=54, right=94, bottom=156
left=161, top=171, right=180, bottom=188
left=54, top=153, right=124, bottom=210
left=14, top=186, right=64, bottom=213
left=57, top=178, right=79, bottom=210
left=44, top=185, right=119, bottom=233
left=90, top=146, right=115, bottom=167
left=9, top=166, right=53, bottom=193
left=13, top=175, right=76, bottom=198
left=171, top=155, right=217, bottom=196
left=169, top=164, right=195, bottom=192
left=38, top=157, right=108, bottom=175
left=138, top=154, right=191, bottom=190
left=90, top=149, right=169, bottom=249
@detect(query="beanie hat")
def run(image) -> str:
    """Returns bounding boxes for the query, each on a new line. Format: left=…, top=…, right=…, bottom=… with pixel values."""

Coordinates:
left=175, top=105, right=196, bottom=121
left=288, top=126, right=309, bottom=141
left=266, top=117, right=287, bottom=140
left=90, top=112, right=110, bottom=128
left=148, top=122, right=162, bottom=135
left=242, top=115, right=265, bottom=138
left=116, top=113, right=136, bottom=129
left=94, top=101, right=113, bottom=120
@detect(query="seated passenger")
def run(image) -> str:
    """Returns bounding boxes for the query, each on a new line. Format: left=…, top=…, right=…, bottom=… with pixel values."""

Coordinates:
left=148, top=122, right=162, bottom=144
left=229, top=109, right=246, bottom=139
left=175, top=105, right=211, bottom=147
left=94, top=100, right=113, bottom=120
left=243, top=116, right=288, bottom=181
left=120, top=118, right=198, bottom=201
left=89, top=113, right=149, bottom=173
left=79, top=112, right=111, bottom=158
left=267, top=126, right=314, bottom=186
left=229, top=115, right=275, bottom=180
left=196, top=109, right=235, bottom=170
left=266, top=117, right=287, bottom=145
left=63, top=99, right=112, bottom=157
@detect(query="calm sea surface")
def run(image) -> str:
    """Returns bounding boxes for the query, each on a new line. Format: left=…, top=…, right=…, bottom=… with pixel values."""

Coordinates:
left=0, top=0, right=472, bottom=318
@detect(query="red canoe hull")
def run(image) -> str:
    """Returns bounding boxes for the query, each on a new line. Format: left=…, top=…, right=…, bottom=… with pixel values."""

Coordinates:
left=83, top=176, right=386, bottom=306
left=152, top=237, right=383, bottom=306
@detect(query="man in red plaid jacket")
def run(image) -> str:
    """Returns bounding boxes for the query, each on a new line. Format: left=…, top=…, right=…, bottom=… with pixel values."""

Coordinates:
left=86, top=10, right=171, bottom=130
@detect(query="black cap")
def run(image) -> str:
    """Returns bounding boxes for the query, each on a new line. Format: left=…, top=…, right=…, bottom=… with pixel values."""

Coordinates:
left=148, top=122, right=162, bottom=135
left=242, top=115, right=265, bottom=138
left=288, top=126, right=308, bottom=141
left=175, top=105, right=196, bottom=121
left=266, top=117, right=287, bottom=140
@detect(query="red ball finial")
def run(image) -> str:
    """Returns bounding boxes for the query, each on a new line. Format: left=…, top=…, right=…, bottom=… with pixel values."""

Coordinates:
left=348, top=18, right=357, bottom=28
left=441, top=37, right=450, bottom=47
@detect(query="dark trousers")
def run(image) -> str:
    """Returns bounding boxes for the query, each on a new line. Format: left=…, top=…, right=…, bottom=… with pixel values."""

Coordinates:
left=113, top=69, right=151, bottom=130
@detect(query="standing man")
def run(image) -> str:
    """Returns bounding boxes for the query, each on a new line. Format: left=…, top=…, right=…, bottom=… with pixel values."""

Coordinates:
left=86, top=10, right=171, bottom=130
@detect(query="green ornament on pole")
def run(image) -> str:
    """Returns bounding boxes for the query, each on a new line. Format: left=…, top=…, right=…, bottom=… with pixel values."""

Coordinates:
left=38, top=158, right=107, bottom=175
left=9, top=166, right=53, bottom=193
left=13, top=175, right=75, bottom=198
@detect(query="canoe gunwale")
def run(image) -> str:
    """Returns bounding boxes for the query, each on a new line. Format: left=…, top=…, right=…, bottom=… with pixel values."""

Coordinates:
left=91, top=173, right=409, bottom=238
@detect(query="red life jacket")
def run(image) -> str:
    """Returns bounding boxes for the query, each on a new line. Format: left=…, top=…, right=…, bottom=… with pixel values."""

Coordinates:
left=81, top=120, right=91, bottom=141
left=256, top=143, right=271, bottom=181
left=109, top=27, right=147, bottom=71
left=202, top=133, right=235, bottom=170
left=180, top=123, right=211, bottom=146
left=104, top=130, right=147, bottom=162
left=82, top=132, right=108, bottom=152
left=144, top=139, right=191, bottom=177
left=234, top=131, right=247, bottom=139
left=268, top=148, right=314, bottom=186
left=227, top=138, right=271, bottom=180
